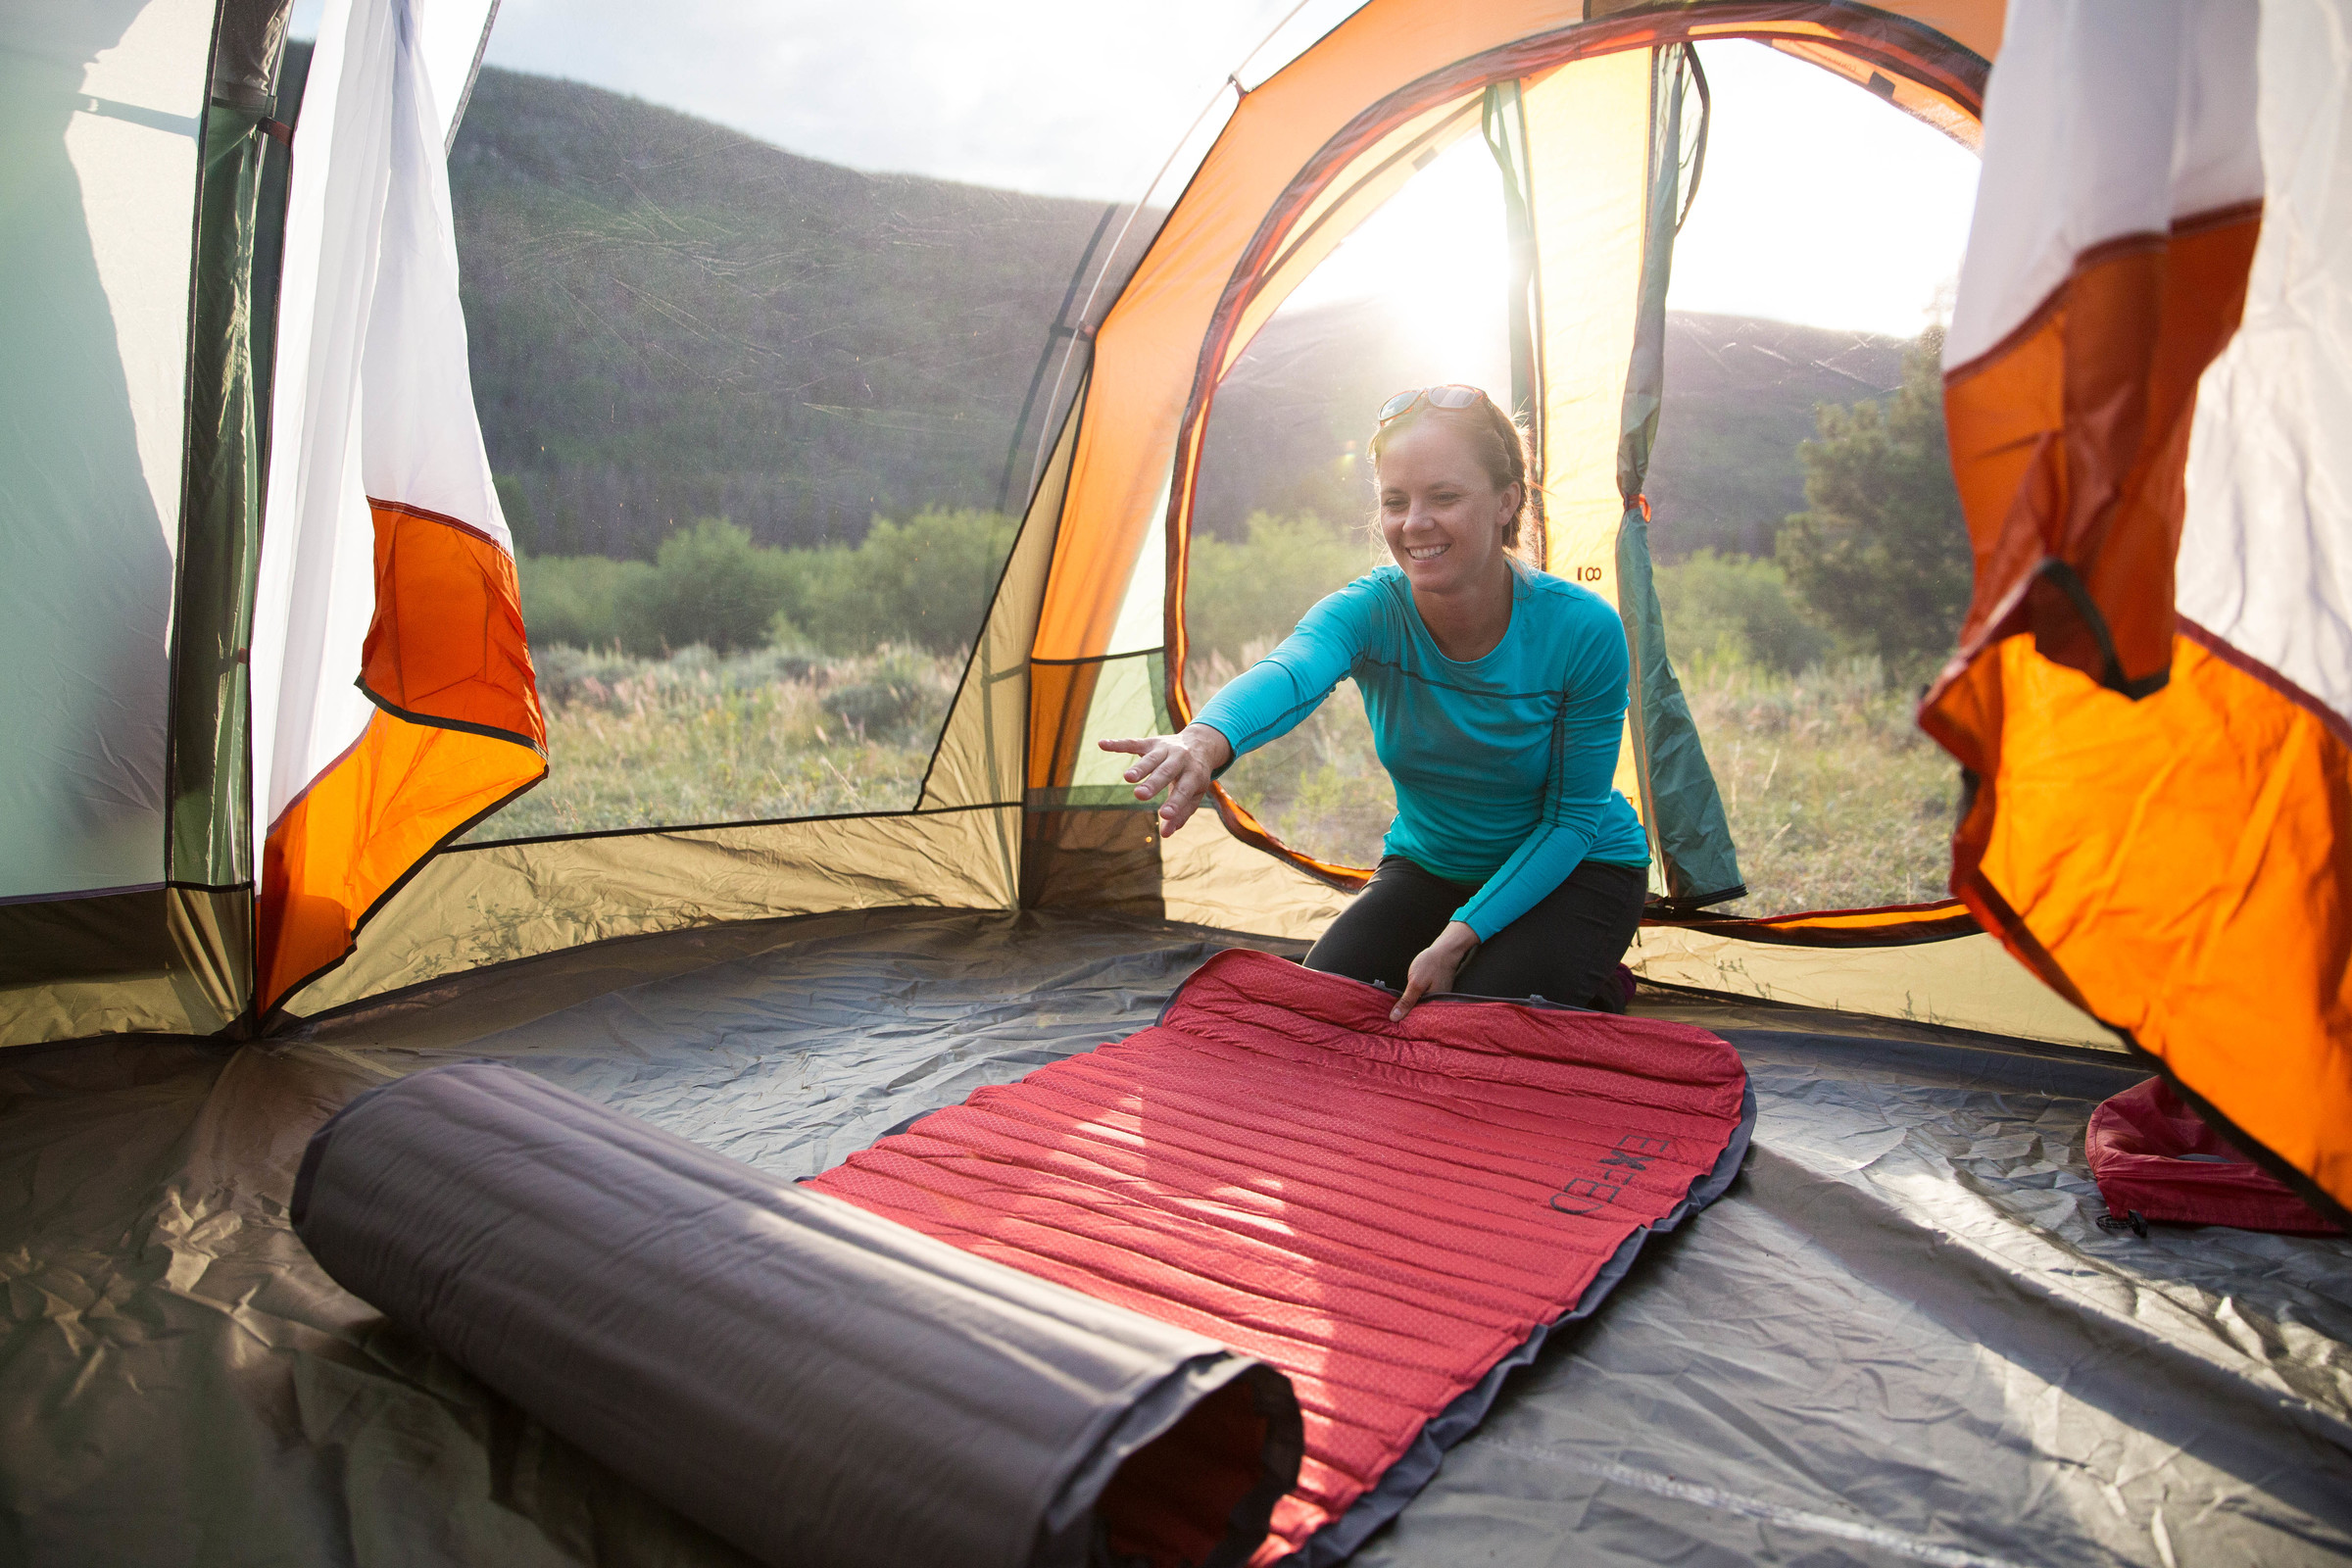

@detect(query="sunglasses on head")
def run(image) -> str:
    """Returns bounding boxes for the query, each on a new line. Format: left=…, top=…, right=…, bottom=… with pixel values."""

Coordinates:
left=1378, top=384, right=1487, bottom=423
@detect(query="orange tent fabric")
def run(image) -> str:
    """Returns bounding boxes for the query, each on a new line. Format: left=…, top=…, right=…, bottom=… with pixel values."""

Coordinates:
left=1922, top=5, right=2351, bottom=1219
left=258, top=504, right=543, bottom=1006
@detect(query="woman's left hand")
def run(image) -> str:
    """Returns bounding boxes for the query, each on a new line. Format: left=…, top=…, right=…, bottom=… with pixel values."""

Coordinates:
left=1392, top=921, right=1480, bottom=1020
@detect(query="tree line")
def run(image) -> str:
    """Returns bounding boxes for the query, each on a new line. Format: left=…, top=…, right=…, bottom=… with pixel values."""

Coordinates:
left=522, top=329, right=1974, bottom=688
left=520, top=510, right=1015, bottom=659
left=1661, top=326, right=1972, bottom=684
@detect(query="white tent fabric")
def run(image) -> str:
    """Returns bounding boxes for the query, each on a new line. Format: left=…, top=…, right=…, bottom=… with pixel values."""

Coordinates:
left=0, top=0, right=215, bottom=900
left=2180, top=0, right=2352, bottom=730
left=1945, top=1, right=2259, bottom=370
left=251, top=0, right=504, bottom=842
left=1924, top=0, right=2352, bottom=1209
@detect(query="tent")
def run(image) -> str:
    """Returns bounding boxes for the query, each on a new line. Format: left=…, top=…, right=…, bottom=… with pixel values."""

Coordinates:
left=3, top=0, right=2348, bottom=1560
left=9, top=0, right=2342, bottom=1213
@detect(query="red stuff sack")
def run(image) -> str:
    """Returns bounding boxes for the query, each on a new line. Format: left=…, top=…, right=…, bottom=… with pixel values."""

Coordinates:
left=2086, top=1077, right=2342, bottom=1236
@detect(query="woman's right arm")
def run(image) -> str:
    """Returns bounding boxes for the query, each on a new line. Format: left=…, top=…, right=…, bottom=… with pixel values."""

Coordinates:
left=1098, top=724, right=1232, bottom=834
left=1097, top=581, right=1370, bottom=835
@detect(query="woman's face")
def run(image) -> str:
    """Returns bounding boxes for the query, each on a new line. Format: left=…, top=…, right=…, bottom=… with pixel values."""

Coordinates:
left=1375, top=418, right=1520, bottom=596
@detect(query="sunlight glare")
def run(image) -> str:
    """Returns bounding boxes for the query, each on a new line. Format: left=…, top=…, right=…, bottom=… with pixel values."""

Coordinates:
left=1669, top=41, right=1980, bottom=337
left=1276, top=41, right=1979, bottom=348
left=1282, top=132, right=1515, bottom=399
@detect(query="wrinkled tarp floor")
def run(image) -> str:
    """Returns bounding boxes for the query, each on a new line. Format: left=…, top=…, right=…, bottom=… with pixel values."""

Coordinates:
left=3, top=908, right=2348, bottom=1567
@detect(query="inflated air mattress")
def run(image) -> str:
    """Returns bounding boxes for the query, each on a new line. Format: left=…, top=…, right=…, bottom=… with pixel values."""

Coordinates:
left=809, top=949, right=1756, bottom=1563
left=292, top=1061, right=1303, bottom=1568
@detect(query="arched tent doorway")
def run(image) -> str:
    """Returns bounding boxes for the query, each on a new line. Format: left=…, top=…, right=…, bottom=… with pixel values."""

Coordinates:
left=2, top=0, right=2333, bottom=1125
left=4, top=0, right=2342, bottom=1206
left=1012, top=0, right=2102, bottom=1045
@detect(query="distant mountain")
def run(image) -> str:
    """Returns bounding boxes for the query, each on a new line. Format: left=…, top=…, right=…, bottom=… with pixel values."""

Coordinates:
left=443, top=63, right=1113, bottom=555
left=1199, top=302, right=1907, bottom=560
left=281, top=48, right=1911, bottom=564
left=1649, top=313, right=1907, bottom=558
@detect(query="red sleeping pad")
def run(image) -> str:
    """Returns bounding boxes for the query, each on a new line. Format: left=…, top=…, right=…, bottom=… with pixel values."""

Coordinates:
left=2087, top=1076, right=2343, bottom=1236
left=809, top=949, right=1754, bottom=1564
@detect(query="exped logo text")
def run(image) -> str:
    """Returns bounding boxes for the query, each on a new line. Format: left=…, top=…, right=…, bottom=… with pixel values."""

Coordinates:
left=1548, top=1131, right=1672, bottom=1215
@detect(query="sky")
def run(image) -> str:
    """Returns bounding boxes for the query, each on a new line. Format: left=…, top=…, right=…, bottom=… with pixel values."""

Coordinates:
left=293, top=2, right=1981, bottom=338
left=1280, top=41, right=1980, bottom=342
left=483, top=0, right=1310, bottom=201
left=1669, top=42, right=1979, bottom=335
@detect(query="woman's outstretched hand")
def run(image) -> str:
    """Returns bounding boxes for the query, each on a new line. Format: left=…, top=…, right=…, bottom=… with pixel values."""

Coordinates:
left=1392, top=921, right=1480, bottom=1020
left=1098, top=724, right=1234, bottom=836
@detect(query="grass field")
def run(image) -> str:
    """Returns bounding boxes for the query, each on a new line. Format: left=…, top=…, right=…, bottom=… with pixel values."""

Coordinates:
left=1683, top=658, right=1959, bottom=914
left=479, top=642, right=1959, bottom=917
left=466, top=644, right=956, bottom=839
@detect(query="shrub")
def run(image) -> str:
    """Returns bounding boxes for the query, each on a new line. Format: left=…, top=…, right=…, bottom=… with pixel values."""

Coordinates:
left=521, top=523, right=796, bottom=656
left=1777, top=327, right=1973, bottom=680
left=1652, top=551, right=1831, bottom=674
left=518, top=553, right=655, bottom=651
left=765, top=544, right=855, bottom=655
left=783, top=510, right=1015, bottom=656
left=516, top=509, right=1018, bottom=659
left=858, top=509, right=1016, bottom=654
left=820, top=645, right=948, bottom=744
left=631, top=518, right=799, bottom=655
left=529, top=641, right=637, bottom=705
left=1184, top=511, right=1374, bottom=664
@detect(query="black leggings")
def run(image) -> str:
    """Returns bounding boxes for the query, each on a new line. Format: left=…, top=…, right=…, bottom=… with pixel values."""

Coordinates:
left=1303, top=856, right=1647, bottom=1011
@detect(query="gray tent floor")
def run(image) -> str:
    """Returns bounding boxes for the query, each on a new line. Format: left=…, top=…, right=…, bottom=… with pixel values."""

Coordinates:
left=3, top=907, right=2348, bottom=1567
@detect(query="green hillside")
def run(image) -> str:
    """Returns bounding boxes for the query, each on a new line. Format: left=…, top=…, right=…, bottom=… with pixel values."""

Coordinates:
left=278, top=49, right=1910, bottom=564
left=444, top=62, right=1113, bottom=556
left=1648, top=313, right=1905, bottom=559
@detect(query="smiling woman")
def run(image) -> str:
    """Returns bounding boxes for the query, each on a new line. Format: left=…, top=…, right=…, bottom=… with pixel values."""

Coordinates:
left=1103, top=388, right=1652, bottom=1017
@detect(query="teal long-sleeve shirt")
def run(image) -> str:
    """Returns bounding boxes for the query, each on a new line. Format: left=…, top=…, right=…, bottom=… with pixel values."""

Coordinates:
left=1193, top=563, right=1650, bottom=940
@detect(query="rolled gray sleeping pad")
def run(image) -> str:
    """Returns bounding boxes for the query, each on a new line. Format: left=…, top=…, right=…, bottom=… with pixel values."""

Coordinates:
left=292, top=1061, right=1301, bottom=1568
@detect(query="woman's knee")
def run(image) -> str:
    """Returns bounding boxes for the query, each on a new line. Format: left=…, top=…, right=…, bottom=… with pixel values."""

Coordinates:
left=1455, top=862, right=1644, bottom=1006
left=1302, top=858, right=1459, bottom=989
